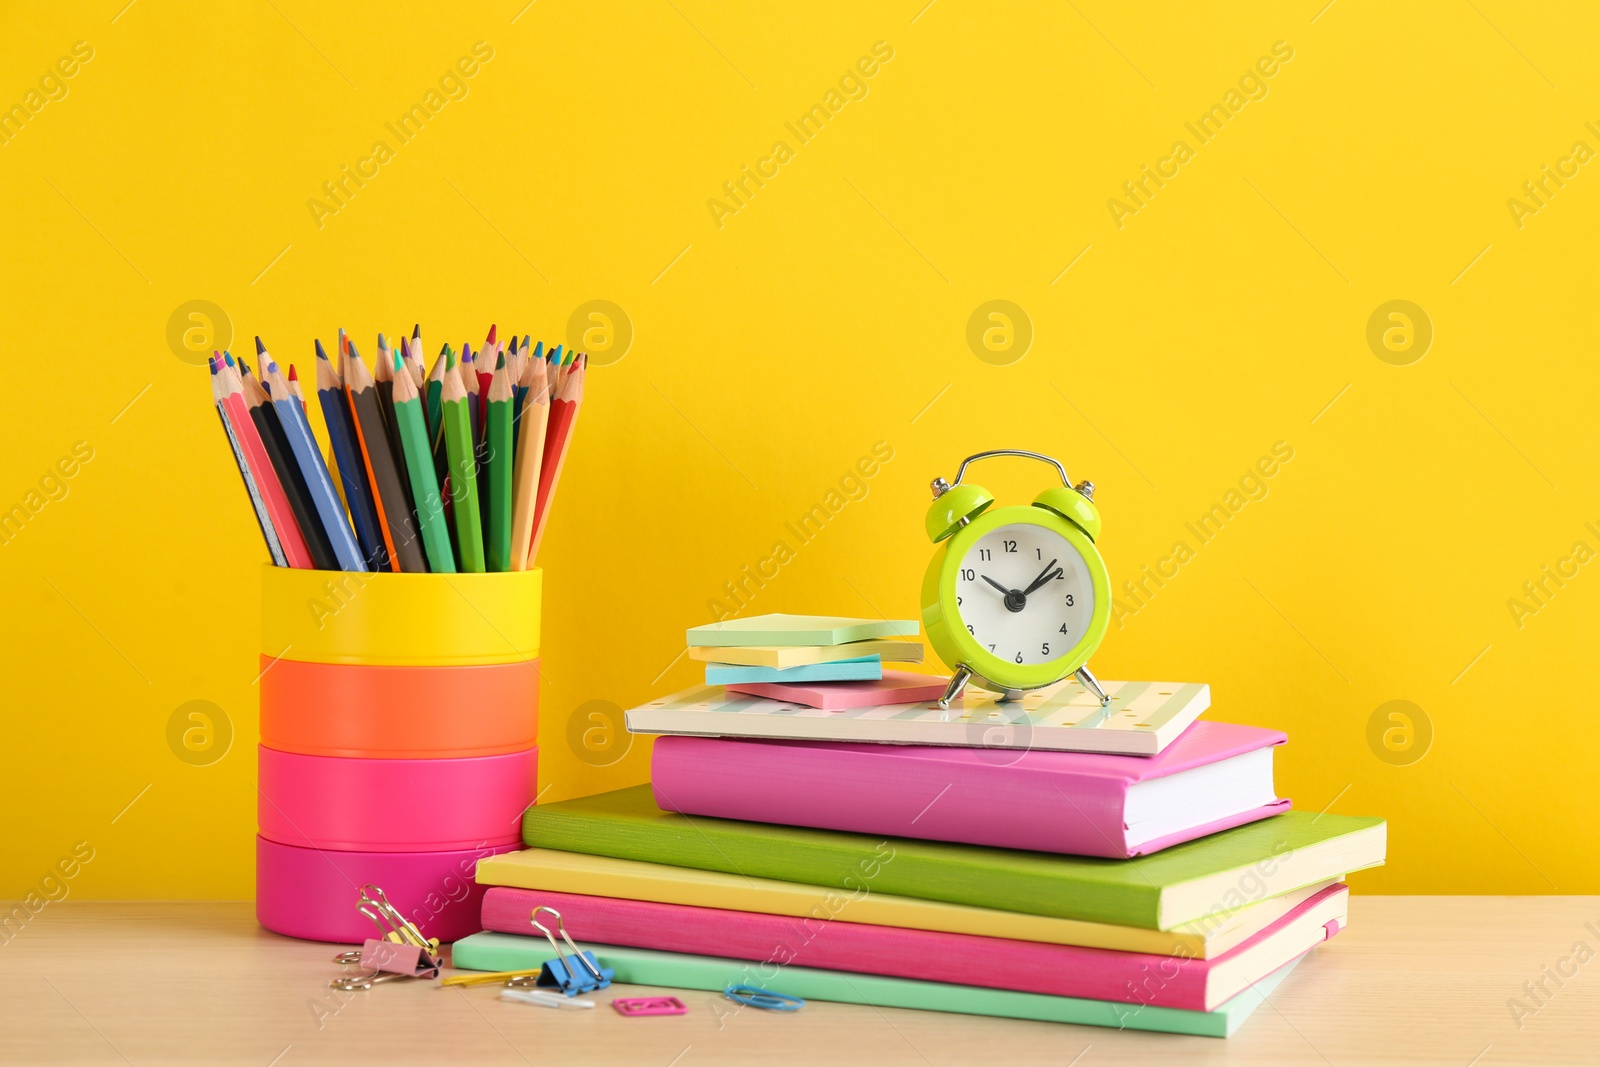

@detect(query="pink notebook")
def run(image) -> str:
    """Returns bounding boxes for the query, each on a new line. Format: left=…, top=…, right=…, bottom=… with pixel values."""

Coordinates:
left=481, top=884, right=1347, bottom=1012
left=651, top=721, right=1290, bottom=859
left=726, top=670, right=949, bottom=709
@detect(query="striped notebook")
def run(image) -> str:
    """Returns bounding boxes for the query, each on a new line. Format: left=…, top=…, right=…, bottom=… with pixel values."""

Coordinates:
left=624, top=678, right=1209, bottom=756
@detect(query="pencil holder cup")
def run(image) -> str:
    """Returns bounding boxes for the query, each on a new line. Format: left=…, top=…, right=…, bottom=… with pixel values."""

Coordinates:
left=256, top=565, right=542, bottom=944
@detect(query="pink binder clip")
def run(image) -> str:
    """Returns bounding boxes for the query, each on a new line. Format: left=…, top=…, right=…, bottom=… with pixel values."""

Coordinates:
left=328, top=884, right=443, bottom=990
left=612, top=996, right=687, bottom=1017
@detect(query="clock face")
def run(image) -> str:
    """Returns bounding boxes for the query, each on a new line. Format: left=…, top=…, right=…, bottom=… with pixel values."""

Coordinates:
left=952, top=522, right=1095, bottom=667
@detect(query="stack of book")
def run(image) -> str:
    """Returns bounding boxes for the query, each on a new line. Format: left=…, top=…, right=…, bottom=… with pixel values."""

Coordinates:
left=451, top=614, right=1387, bottom=1037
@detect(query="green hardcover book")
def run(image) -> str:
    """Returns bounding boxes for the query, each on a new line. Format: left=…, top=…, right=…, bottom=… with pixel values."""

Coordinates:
left=521, top=786, right=1386, bottom=930
left=687, top=613, right=919, bottom=647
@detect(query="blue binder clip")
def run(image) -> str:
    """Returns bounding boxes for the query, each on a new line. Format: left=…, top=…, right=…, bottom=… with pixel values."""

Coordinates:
left=529, top=906, right=613, bottom=997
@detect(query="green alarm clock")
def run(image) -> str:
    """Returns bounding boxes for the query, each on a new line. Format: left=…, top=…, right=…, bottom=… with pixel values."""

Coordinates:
left=920, top=450, right=1112, bottom=709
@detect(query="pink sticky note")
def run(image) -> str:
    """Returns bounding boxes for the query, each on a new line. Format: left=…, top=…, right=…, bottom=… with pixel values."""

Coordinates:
left=612, top=996, right=687, bottom=1016
left=726, top=670, right=949, bottom=711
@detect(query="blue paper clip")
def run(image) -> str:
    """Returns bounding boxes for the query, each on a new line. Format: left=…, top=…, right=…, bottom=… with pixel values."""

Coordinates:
left=529, top=906, right=614, bottom=997
left=723, top=984, right=804, bottom=1012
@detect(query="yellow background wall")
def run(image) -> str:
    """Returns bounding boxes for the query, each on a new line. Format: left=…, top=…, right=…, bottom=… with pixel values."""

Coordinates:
left=2, top=1, right=1592, bottom=899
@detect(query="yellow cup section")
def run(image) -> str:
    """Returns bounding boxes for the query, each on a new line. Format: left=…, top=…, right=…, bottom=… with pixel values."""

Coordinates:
left=261, top=565, right=542, bottom=666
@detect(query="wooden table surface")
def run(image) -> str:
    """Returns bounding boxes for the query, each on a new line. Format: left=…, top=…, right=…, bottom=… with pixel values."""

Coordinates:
left=1, top=898, right=1595, bottom=1065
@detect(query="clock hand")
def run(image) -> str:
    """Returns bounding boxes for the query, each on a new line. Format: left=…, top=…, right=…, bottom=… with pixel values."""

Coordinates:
left=981, top=575, right=1013, bottom=597
left=1021, top=559, right=1060, bottom=597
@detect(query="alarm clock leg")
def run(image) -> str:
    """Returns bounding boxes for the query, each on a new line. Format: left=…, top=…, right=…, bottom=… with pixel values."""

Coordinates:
left=1075, top=665, right=1111, bottom=707
left=937, top=666, right=972, bottom=710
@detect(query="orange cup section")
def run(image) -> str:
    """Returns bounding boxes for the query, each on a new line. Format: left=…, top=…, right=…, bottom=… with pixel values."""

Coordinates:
left=259, top=655, right=539, bottom=759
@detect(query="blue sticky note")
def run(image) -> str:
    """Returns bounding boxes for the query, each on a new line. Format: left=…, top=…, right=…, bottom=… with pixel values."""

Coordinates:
left=705, top=656, right=882, bottom=685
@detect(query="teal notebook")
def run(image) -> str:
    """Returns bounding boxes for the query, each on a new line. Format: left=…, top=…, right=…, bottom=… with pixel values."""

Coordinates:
left=450, top=933, right=1305, bottom=1037
left=705, top=655, right=881, bottom=684
left=521, top=786, right=1386, bottom=930
left=688, top=613, right=919, bottom=647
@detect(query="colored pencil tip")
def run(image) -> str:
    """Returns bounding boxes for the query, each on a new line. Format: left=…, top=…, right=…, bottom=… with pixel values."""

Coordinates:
left=315, top=339, right=329, bottom=361
left=486, top=324, right=497, bottom=345
left=346, top=340, right=361, bottom=360
left=251, top=336, right=264, bottom=356
left=496, top=351, right=506, bottom=369
left=462, top=345, right=474, bottom=363
left=445, top=345, right=457, bottom=371
left=393, top=347, right=404, bottom=372
left=288, top=364, right=299, bottom=381
left=209, top=355, right=219, bottom=374
left=412, top=323, right=421, bottom=339
left=223, top=351, right=235, bottom=367
left=522, top=335, right=531, bottom=351
left=378, top=332, right=388, bottom=349
left=550, top=344, right=563, bottom=361
left=531, top=341, right=543, bottom=360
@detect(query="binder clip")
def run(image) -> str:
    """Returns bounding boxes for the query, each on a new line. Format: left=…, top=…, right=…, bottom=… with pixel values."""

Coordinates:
left=328, top=884, right=442, bottom=991
left=528, top=906, right=613, bottom=997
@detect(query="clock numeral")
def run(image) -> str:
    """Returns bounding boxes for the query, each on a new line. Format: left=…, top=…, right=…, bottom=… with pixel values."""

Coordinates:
left=988, top=643, right=995, bottom=652
left=1003, top=540, right=1018, bottom=553
left=1055, top=570, right=1066, bottom=580
left=1065, top=594, right=1075, bottom=606
left=956, top=595, right=962, bottom=606
left=1059, top=624, right=1069, bottom=635
left=1014, top=651, right=1024, bottom=663
left=1041, top=642, right=1050, bottom=656
left=966, top=624, right=974, bottom=634
left=1036, top=548, right=1042, bottom=559
left=961, top=568, right=975, bottom=581
left=979, top=548, right=991, bottom=561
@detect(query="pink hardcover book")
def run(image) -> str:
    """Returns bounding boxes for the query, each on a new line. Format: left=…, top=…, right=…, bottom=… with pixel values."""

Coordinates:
left=480, top=884, right=1348, bottom=1012
left=650, top=721, right=1290, bottom=859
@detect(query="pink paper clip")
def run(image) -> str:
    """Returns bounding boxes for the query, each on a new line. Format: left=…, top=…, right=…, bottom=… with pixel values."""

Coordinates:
left=612, top=996, right=687, bottom=1017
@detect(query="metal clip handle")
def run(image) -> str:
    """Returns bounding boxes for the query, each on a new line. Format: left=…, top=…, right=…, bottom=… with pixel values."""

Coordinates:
left=530, top=906, right=605, bottom=983
left=357, top=884, right=432, bottom=952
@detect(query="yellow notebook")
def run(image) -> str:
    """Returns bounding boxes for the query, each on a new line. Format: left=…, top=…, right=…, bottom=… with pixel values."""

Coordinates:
left=475, top=847, right=1340, bottom=959
left=687, top=639, right=925, bottom=669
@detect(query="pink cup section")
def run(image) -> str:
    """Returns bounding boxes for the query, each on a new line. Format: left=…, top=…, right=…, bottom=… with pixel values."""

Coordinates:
left=258, top=745, right=536, bottom=852
left=255, top=836, right=516, bottom=943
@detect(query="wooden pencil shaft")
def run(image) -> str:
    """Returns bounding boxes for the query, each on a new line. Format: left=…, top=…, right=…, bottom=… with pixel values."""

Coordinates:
left=215, top=402, right=286, bottom=565
left=442, top=394, right=485, bottom=571
left=484, top=392, right=514, bottom=572
left=316, top=380, right=388, bottom=571
left=508, top=398, right=548, bottom=570
left=249, top=401, right=338, bottom=570
left=392, top=391, right=455, bottom=573
left=222, top=365, right=314, bottom=568
left=348, top=382, right=426, bottom=573
left=267, top=378, right=365, bottom=572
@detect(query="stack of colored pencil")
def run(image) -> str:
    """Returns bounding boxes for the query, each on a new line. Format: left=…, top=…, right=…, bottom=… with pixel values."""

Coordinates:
left=205, top=326, right=588, bottom=573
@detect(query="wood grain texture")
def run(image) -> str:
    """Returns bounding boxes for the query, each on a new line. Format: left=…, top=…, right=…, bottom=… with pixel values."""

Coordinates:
left=0, top=899, right=1595, bottom=1065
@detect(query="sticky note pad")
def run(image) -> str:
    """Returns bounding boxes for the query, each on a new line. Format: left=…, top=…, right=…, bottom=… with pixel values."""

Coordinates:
left=687, top=614, right=919, bottom=648
left=725, top=670, right=950, bottom=710
left=705, top=656, right=882, bottom=685
left=689, top=640, right=924, bottom=669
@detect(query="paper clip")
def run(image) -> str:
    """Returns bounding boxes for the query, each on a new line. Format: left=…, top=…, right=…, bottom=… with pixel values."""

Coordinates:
left=613, top=996, right=687, bottom=1017
left=723, top=985, right=804, bottom=1012
left=529, top=906, right=613, bottom=996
